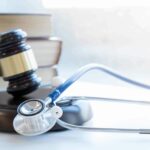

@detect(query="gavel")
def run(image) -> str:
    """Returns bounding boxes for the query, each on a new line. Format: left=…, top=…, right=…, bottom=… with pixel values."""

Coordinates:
left=0, top=29, right=41, bottom=96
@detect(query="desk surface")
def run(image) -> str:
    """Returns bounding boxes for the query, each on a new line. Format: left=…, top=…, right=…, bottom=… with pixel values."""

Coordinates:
left=1, top=82, right=150, bottom=150
left=1, top=130, right=150, bottom=150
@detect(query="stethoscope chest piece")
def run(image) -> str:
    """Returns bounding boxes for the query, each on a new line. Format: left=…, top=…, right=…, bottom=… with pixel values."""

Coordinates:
left=13, top=99, right=63, bottom=136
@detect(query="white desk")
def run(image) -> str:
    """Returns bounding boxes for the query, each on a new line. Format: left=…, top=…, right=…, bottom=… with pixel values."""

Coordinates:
left=1, top=82, right=150, bottom=150
left=1, top=130, right=150, bottom=150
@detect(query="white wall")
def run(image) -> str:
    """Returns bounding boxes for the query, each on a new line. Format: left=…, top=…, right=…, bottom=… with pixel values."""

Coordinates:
left=49, top=8, right=150, bottom=85
left=0, top=0, right=46, bottom=13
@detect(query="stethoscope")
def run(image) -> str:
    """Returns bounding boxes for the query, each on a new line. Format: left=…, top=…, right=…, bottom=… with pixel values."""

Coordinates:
left=13, top=64, right=150, bottom=136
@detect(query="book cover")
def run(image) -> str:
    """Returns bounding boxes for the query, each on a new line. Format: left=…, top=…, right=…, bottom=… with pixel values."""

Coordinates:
left=0, top=13, right=51, bottom=37
left=27, top=37, right=62, bottom=67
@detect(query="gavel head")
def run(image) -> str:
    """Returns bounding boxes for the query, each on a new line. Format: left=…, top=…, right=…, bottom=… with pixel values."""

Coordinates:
left=0, top=29, right=41, bottom=96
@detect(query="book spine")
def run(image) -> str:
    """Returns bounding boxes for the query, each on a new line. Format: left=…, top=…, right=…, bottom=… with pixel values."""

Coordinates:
left=27, top=37, right=62, bottom=67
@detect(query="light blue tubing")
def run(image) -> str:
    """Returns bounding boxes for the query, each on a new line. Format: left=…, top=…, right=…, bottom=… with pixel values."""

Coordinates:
left=48, top=63, right=150, bottom=103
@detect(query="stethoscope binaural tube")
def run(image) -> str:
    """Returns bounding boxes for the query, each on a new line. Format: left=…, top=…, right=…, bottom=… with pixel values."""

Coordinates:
left=13, top=63, right=150, bottom=136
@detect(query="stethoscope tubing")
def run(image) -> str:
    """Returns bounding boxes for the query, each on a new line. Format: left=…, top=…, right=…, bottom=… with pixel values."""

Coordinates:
left=15, top=63, right=150, bottom=136
left=58, top=96, right=150, bottom=106
left=57, top=96, right=150, bottom=134
left=49, top=64, right=150, bottom=103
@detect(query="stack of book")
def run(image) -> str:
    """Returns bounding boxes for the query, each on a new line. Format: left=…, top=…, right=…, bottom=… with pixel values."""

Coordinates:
left=0, top=13, right=62, bottom=86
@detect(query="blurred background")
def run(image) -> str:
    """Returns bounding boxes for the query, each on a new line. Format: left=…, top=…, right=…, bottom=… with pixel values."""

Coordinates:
left=0, top=0, right=150, bottom=87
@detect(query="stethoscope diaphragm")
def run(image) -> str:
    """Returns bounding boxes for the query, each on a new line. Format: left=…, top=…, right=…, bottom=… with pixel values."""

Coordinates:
left=13, top=99, right=63, bottom=136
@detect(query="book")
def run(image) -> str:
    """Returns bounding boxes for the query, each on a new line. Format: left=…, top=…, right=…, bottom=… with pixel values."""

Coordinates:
left=27, top=37, right=62, bottom=67
left=0, top=13, right=51, bottom=37
left=37, top=66, right=58, bottom=86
